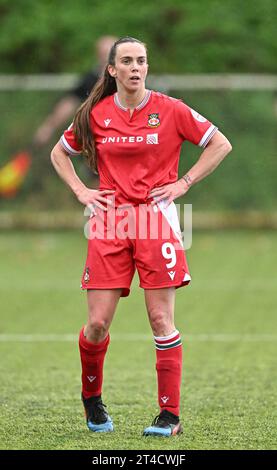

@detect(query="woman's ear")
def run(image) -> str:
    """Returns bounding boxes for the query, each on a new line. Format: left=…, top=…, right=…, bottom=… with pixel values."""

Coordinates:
left=108, top=64, right=117, bottom=78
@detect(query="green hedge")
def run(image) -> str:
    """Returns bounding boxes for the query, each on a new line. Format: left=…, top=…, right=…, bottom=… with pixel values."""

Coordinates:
left=0, top=0, right=276, bottom=73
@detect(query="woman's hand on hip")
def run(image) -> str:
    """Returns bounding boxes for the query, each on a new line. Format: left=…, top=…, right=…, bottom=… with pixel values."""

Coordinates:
left=148, top=179, right=189, bottom=208
left=76, top=187, right=115, bottom=212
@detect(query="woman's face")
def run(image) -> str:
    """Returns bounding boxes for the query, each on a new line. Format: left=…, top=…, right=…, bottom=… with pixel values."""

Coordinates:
left=108, top=42, right=148, bottom=93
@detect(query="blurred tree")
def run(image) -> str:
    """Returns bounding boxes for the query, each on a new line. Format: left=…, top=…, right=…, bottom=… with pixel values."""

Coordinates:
left=0, top=0, right=276, bottom=73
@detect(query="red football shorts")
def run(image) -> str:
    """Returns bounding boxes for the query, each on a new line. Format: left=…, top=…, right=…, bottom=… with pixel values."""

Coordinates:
left=81, top=200, right=191, bottom=297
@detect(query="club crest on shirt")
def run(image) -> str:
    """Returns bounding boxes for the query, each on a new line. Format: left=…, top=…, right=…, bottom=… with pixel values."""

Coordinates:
left=147, top=113, right=160, bottom=128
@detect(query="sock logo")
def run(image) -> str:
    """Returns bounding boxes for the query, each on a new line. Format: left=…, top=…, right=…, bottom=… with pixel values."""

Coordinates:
left=87, top=376, right=96, bottom=383
left=161, top=396, right=169, bottom=404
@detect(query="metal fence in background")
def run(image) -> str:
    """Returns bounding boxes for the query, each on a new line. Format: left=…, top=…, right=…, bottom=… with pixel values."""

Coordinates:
left=0, top=74, right=276, bottom=91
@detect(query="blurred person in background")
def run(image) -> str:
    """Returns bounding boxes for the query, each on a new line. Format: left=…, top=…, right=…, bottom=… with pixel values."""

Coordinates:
left=0, top=36, right=118, bottom=199
left=51, top=37, right=232, bottom=437
left=33, top=36, right=118, bottom=149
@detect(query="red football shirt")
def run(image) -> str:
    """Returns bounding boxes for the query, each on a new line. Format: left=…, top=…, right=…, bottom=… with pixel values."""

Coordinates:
left=61, top=90, right=217, bottom=206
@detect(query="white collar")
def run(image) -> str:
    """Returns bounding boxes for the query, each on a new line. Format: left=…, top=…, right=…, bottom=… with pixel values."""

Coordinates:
left=114, top=90, right=152, bottom=111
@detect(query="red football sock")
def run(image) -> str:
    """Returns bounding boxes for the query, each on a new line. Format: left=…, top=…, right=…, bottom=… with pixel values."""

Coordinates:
left=155, top=330, right=183, bottom=417
left=79, top=327, right=110, bottom=399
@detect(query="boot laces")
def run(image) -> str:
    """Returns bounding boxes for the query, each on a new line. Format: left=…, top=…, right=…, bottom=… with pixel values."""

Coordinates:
left=85, top=397, right=108, bottom=424
left=151, top=409, right=179, bottom=428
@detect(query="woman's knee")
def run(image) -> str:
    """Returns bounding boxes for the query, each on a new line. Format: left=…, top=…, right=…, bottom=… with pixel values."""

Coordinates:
left=148, top=308, right=174, bottom=336
left=85, top=317, right=110, bottom=343
left=85, top=289, right=121, bottom=343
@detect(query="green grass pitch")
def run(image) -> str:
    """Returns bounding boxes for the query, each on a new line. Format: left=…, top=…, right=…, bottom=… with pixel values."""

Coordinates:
left=0, top=230, right=276, bottom=450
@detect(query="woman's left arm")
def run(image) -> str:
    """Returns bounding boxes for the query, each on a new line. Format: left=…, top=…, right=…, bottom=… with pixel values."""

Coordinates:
left=148, top=131, right=232, bottom=207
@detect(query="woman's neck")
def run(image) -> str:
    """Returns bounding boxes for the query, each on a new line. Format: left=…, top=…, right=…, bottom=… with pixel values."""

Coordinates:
left=116, top=87, right=147, bottom=110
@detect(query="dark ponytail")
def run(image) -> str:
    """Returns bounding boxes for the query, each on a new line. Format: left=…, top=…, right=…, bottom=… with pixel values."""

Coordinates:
left=73, top=36, right=146, bottom=173
left=73, top=69, right=116, bottom=172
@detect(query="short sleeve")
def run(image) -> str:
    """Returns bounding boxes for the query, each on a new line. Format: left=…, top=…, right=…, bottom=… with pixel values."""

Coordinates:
left=60, top=123, right=82, bottom=156
left=174, top=100, right=218, bottom=148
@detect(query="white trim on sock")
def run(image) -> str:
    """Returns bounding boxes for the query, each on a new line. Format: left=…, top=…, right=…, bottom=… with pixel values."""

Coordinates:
left=154, top=330, right=179, bottom=342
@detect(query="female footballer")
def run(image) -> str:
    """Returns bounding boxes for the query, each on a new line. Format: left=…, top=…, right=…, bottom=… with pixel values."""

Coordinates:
left=51, top=37, right=232, bottom=437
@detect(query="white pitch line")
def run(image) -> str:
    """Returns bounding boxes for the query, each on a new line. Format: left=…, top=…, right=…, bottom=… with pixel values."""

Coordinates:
left=0, top=334, right=276, bottom=342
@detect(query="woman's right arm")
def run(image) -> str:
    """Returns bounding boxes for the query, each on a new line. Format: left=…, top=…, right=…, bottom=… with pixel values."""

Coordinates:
left=50, top=142, right=114, bottom=210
